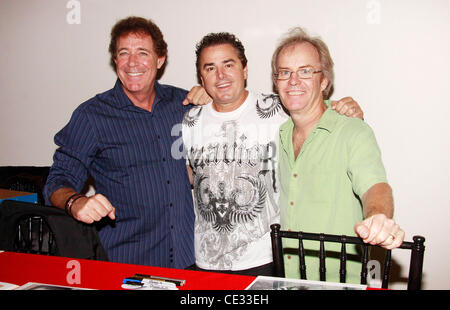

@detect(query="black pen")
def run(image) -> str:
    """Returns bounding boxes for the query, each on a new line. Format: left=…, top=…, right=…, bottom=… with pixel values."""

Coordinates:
left=134, top=274, right=185, bottom=287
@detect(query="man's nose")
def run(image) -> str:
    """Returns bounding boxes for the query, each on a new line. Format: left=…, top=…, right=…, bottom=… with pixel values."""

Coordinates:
left=216, top=68, right=225, bottom=79
left=288, top=72, right=301, bottom=85
left=127, top=53, right=138, bottom=66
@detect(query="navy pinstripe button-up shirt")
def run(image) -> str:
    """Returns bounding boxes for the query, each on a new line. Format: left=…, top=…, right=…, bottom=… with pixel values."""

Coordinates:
left=44, top=80, right=195, bottom=268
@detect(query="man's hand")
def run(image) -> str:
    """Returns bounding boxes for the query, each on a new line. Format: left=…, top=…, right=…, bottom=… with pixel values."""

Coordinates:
left=182, top=86, right=212, bottom=106
left=354, top=214, right=405, bottom=249
left=331, top=97, right=364, bottom=120
left=70, top=194, right=116, bottom=224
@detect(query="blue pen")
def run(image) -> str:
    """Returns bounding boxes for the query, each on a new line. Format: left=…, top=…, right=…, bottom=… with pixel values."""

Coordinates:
left=122, top=277, right=143, bottom=286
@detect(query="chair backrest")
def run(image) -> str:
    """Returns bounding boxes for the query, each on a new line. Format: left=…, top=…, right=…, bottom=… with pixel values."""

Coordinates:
left=270, top=224, right=425, bottom=290
left=0, top=200, right=109, bottom=261
left=15, top=215, right=57, bottom=255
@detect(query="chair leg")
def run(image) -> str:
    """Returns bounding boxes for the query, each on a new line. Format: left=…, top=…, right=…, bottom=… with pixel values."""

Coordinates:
left=339, top=237, right=347, bottom=283
left=270, top=224, right=285, bottom=277
left=382, top=250, right=392, bottom=289
left=319, top=234, right=326, bottom=282
left=407, top=236, right=425, bottom=290
left=360, top=244, right=369, bottom=285
left=298, top=234, right=307, bottom=280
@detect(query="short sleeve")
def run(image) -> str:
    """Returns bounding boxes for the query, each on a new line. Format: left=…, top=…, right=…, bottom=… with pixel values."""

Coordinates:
left=346, top=121, right=388, bottom=197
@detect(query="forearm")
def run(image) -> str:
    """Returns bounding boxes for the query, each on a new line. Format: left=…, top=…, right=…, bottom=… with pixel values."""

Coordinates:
left=50, top=187, right=79, bottom=210
left=356, top=183, right=404, bottom=249
left=361, top=182, right=394, bottom=219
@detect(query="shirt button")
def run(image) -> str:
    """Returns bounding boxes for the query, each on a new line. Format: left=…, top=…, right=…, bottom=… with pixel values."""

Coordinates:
left=290, top=201, right=294, bottom=206
left=162, top=157, right=166, bottom=162
left=167, top=180, right=170, bottom=184
left=287, top=256, right=291, bottom=260
left=293, top=173, right=298, bottom=178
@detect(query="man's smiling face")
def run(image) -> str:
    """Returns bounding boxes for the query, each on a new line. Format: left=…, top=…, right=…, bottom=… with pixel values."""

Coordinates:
left=114, top=32, right=165, bottom=98
left=199, top=43, right=248, bottom=112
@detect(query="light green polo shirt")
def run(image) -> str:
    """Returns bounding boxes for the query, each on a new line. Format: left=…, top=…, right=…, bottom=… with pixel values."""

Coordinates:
left=278, top=107, right=388, bottom=283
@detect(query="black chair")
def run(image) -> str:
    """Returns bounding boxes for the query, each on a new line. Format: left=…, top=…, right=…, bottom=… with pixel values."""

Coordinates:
left=0, top=200, right=108, bottom=261
left=270, top=224, right=425, bottom=290
left=15, top=215, right=57, bottom=255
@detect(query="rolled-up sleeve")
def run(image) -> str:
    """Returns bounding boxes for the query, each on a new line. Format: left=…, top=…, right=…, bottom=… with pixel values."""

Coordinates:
left=43, top=107, right=97, bottom=205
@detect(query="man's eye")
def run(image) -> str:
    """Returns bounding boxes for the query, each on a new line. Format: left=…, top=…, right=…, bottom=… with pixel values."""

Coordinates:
left=300, top=67, right=312, bottom=74
left=279, top=70, right=291, bottom=77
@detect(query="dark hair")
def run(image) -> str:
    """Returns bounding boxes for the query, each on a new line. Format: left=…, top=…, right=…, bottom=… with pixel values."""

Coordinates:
left=195, top=32, right=247, bottom=84
left=108, top=16, right=168, bottom=75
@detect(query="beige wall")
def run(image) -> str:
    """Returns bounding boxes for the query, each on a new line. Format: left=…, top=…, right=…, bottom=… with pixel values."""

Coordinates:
left=1, top=0, right=449, bottom=289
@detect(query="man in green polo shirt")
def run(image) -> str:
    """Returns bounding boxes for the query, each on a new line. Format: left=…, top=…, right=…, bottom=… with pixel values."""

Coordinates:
left=272, top=27, right=405, bottom=283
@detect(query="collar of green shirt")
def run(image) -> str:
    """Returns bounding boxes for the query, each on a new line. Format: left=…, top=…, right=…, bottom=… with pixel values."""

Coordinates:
left=279, top=100, right=337, bottom=151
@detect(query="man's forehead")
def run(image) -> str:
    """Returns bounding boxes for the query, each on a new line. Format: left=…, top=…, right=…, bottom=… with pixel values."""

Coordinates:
left=117, top=32, right=154, bottom=48
left=200, top=43, right=240, bottom=63
left=278, top=42, right=320, bottom=67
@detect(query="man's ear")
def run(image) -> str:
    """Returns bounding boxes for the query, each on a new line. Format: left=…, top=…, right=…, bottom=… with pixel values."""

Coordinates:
left=157, top=56, right=166, bottom=69
left=320, top=77, right=329, bottom=92
left=200, top=75, right=205, bottom=87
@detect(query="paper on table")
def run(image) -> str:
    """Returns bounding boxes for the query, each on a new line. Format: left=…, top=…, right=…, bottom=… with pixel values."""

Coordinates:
left=0, top=282, right=19, bottom=290
left=246, top=276, right=367, bottom=290
left=16, top=282, right=92, bottom=290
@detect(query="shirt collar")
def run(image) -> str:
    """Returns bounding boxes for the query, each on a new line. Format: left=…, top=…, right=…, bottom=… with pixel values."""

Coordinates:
left=279, top=105, right=338, bottom=149
left=112, top=78, right=165, bottom=109
left=316, top=107, right=338, bottom=133
left=279, top=117, right=294, bottom=152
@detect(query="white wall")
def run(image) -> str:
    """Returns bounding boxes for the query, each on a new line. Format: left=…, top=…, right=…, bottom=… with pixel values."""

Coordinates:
left=1, top=0, right=449, bottom=289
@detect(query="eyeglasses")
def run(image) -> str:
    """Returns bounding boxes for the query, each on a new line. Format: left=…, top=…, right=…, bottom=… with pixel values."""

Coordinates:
left=275, top=66, right=322, bottom=80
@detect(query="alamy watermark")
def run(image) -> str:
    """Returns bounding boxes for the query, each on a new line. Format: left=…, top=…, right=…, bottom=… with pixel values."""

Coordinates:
left=66, top=0, right=81, bottom=25
left=367, top=259, right=382, bottom=287
left=66, top=259, right=81, bottom=285
left=366, top=0, right=381, bottom=25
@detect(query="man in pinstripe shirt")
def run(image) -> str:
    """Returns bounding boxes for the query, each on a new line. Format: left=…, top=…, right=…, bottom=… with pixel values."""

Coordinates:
left=44, top=17, right=209, bottom=268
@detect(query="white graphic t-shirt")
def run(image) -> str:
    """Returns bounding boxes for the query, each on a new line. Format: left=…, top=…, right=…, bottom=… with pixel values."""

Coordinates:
left=182, top=92, right=288, bottom=270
